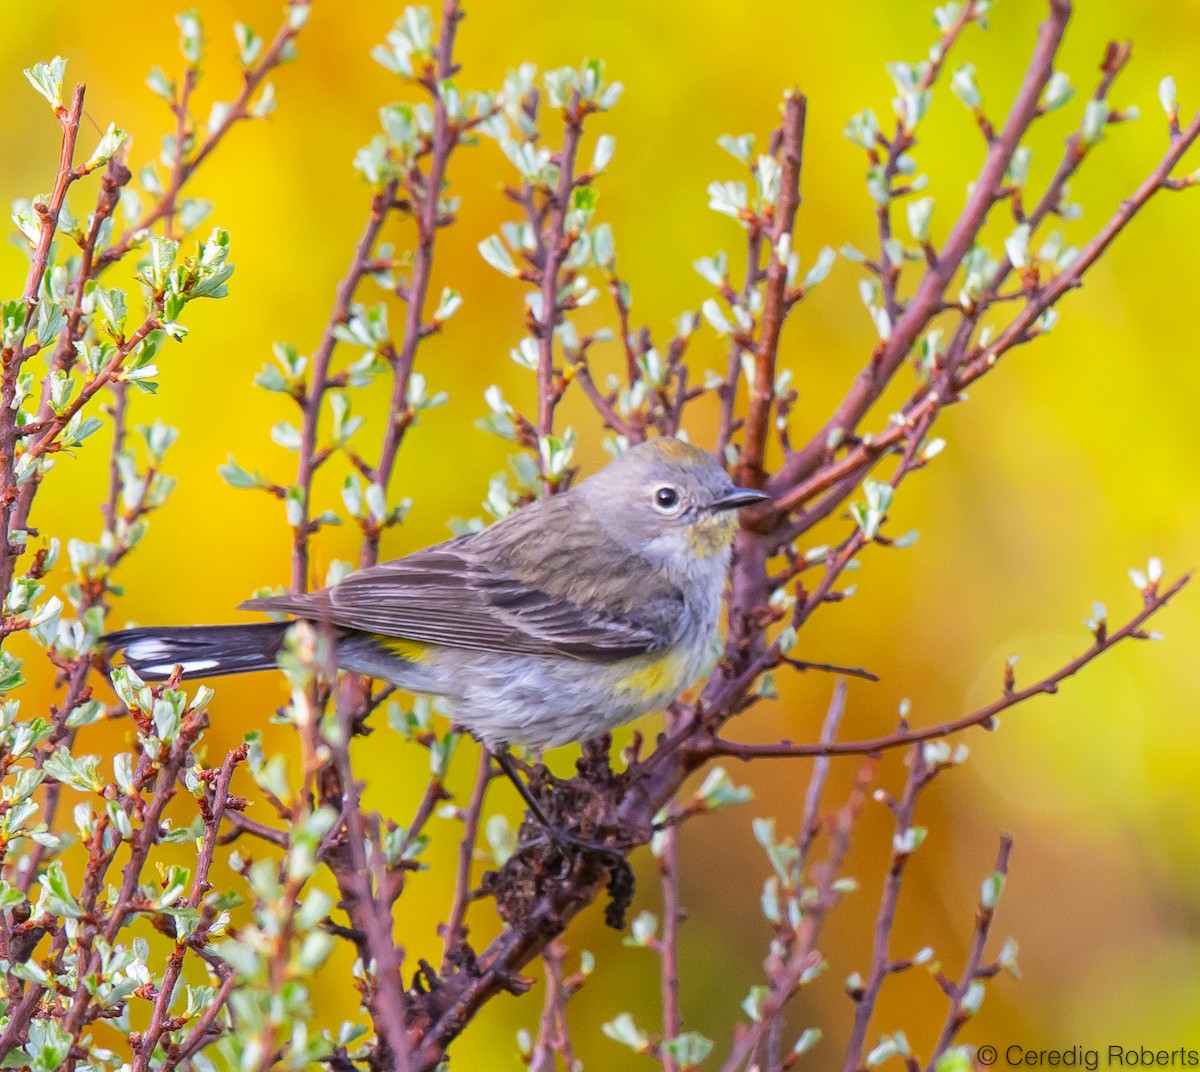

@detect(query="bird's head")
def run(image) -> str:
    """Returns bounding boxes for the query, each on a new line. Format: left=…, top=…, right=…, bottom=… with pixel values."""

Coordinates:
left=582, top=438, right=771, bottom=569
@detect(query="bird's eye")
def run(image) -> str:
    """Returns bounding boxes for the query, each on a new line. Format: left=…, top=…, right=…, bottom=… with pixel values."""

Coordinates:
left=654, top=486, right=680, bottom=511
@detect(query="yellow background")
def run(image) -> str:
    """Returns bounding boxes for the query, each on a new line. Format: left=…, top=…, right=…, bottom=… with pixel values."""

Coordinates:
left=3, top=0, right=1200, bottom=1066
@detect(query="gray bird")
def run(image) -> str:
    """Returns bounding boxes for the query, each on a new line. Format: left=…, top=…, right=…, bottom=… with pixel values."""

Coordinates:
left=105, top=438, right=769, bottom=750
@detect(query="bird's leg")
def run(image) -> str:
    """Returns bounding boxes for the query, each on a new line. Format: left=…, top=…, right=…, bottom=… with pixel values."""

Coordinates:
left=490, top=747, right=626, bottom=859
left=490, top=748, right=557, bottom=832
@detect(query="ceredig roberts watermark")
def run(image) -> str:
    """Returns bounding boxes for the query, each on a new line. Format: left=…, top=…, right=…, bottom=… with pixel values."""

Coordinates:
left=975, top=1046, right=1200, bottom=1069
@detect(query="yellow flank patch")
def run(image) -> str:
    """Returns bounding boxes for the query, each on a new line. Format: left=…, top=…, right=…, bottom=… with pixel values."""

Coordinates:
left=616, top=647, right=691, bottom=700
left=687, top=512, right=739, bottom=557
left=375, top=635, right=429, bottom=663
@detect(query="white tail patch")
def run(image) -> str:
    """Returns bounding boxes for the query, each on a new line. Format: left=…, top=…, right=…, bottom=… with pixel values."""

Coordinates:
left=124, top=638, right=172, bottom=661
left=140, top=659, right=218, bottom=676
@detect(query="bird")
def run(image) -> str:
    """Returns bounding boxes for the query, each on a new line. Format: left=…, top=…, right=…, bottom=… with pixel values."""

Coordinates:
left=104, top=437, right=769, bottom=753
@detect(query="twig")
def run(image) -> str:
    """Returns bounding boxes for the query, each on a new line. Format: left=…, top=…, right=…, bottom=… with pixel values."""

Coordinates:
left=925, top=836, right=1015, bottom=1069
left=97, top=6, right=309, bottom=270
left=719, top=684, right=871, bottom=1072
left=326, top=713, right=413, bottom=1072
left=362, top=0, right=464, bottom=567
left=529, top=92, right=586, bottom=484
left=528, top=941, right=578, bottom=1072
left=704, top=572, right=1189, bottom=761
left=737, top=92, right=806, bottom=490
left=772, top=0, right=1072, bottom=500
left=0, top=83, right=86, bottom=596
left=133, top=748, right=245, bottom=1072
left=657, top=701, right=686, bottom=1072
left=294, top=179, right=399, bottom=590
left=442, top=749, right=492, bottom=966
left=841, top=747, right=934, bottom=1072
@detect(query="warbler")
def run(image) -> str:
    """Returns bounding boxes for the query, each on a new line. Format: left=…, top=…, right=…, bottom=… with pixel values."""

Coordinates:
left=104, top=438, right=769, bottom=750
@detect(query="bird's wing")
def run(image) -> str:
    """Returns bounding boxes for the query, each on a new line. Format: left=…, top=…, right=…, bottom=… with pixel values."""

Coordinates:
left=240, top=543, right=679, bottom=662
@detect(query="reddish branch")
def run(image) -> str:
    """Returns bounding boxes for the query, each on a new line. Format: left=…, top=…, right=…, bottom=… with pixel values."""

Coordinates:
left=96, top=4, right=309, bottom=270
left=528, top=941, right=582, bottom=1071
left=536, top=102, right=584, bottom=453
left=771, top=0, right=1072, bottom=502
left=0, top=83, right=86, bottom=596
left=295, top=0, right=470, bottom=584
left=133, top=748, right=246, bottom=1072
left=293, top=180, right=399, bottom=589
left=286, top=6, right=483, bottom=1068
left=364, top=1, right=468, bottom=566
left=325, top=700, right=414, bottom=1072
left=956, top=108, right=1200, bottom=388
left=657, top=819, right=683, bottom=1072
left=718, top=682, right=862, bottom=1072
left=926, top=835, right=1015, bottom=1069
left=441, top=750, right=492, bottom=966
left=772, top=88, right=1200, bottom=522
left=842, top=748, right=934, bottom=1071
left=736, top=92, right=805, bottom=491
left=701, top=572, right=1190, bottom=761
left=0, top=6, right=315, bottom=1067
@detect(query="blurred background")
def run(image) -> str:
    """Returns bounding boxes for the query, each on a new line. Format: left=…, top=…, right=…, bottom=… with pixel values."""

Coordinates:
left=4, top=0, right=1200, bottom=1065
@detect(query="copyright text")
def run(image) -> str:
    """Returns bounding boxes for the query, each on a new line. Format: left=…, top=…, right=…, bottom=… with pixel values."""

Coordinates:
left=975, top=1046, right=1200, bottom=1070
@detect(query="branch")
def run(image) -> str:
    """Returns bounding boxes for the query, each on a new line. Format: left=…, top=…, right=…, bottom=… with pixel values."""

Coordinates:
left=925, top=835, right=1015, bottom=1069
left=704, top=571, right=1190, bottom=761
left=771, top=0, right=1072, bottom=499
left=97, top=5, right=310, bottom=270
left=441, top=749, right=491, bottom=966
left=719, top=683, right=856, bottom=1072
left=772, top=85, right=1200, bottom=525
left=841, top=748, right=934, bottom=1071
left=532, top=95, right=586, bottom=482
left=293, top=179, right=399, bottom=590
left=326, top=703, right=413, bottom=1072
left=956, top=107, right=1200, bottom=388
left=362, top=0, right=464, bottom=567
left=527, top=941, right=580, bottom=1072
left=737, top=92, right=806, bottom=489
left=0, top=82, right=86, bottom=593
left=133, top=747, right=246, bottom=1072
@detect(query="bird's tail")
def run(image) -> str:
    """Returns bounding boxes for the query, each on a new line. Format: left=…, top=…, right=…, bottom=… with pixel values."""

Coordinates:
left=103, top=622, right=292, bottom=681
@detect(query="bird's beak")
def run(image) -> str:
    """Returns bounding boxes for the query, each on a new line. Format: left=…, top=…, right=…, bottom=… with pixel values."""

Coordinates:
left=709, top=486, right=772, bottom=512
